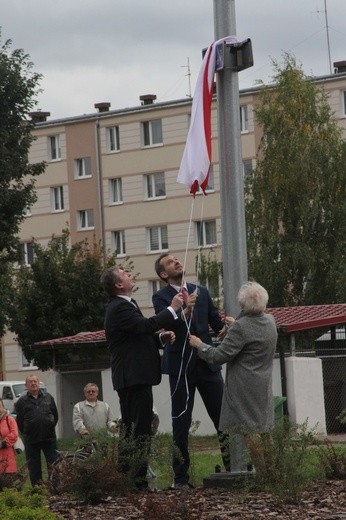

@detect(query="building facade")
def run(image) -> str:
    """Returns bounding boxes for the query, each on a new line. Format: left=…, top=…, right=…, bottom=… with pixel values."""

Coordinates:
left=2, top=69, right=346, bottom=382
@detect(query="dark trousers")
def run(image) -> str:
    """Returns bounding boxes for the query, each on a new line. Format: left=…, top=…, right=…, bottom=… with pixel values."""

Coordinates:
left=117, top=384, right=153, bottom=489
left=170, top=363, right=229, bottom=485
left=25, top=439, right=58, bottom=486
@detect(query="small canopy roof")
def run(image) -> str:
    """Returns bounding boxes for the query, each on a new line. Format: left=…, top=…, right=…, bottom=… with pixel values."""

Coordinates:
left=31, top=303, right=346, bottom=349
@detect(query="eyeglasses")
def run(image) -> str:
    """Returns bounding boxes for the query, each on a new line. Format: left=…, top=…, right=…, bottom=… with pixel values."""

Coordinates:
left=86, top=390, right=97, bottom=394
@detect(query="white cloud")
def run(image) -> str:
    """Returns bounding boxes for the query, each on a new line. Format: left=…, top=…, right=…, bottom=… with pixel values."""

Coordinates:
left=1, top=0, right=345, bottom=118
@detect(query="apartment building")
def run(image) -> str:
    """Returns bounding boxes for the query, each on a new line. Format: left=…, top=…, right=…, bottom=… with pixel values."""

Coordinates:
left=2, top=67, right=346, bottom=382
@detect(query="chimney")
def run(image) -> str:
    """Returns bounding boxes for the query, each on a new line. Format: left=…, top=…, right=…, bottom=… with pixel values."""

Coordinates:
left=333, top=61, right=346, bottom=74
left=94, top=102, right=111, bottom=113
left=140, top=94, right=157, bottom=106
left=29, top=111, right=50, bottom=123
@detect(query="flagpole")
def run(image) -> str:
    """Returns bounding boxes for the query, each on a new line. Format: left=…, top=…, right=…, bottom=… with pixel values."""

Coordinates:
left=213, top=0, right=249, bottom=477
left=213, top=0, right=248, bottom=320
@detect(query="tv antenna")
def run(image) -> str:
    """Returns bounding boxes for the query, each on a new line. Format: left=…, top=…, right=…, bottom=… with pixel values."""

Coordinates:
left=316, top=0, right=332, bottom=74
left=181, top=57, right=192, bottom=98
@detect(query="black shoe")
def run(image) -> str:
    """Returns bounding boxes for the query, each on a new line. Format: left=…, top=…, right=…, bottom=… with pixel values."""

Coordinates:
left=172, top=482, right=195, bottom=491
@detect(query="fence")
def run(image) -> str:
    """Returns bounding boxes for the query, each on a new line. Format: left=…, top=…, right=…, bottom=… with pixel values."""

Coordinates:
left=278, top=327, right=346, bottom=434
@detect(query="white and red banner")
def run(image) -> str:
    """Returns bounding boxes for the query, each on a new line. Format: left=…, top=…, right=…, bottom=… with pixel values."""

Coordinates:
left=177, top=36, right=238, bottom=196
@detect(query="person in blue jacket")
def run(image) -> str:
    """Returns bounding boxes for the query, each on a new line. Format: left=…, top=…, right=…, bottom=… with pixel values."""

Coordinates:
left=153, top=253, right=230, bottom=489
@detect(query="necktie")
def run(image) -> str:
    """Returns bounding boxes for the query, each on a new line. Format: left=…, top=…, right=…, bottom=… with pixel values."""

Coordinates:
left=182, top=287, right=189, bottom=304
left=131, top=298, right=143, bottom=315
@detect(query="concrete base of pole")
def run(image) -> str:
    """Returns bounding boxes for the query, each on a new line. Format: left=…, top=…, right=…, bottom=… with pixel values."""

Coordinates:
left=203, top=470, right=256, bottom=489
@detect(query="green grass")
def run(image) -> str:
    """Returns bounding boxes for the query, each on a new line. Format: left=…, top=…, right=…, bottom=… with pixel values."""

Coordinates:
left=15, top=432, right=346, bottom=493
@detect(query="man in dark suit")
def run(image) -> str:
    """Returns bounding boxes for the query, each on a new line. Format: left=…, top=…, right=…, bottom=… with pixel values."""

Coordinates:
left=153, top=254, right=230, bottom=489
left=101, top=266, right=183, bottom=491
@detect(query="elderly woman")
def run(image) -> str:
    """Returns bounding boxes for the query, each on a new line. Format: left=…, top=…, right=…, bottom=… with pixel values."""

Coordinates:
left=0, top=398, right=19, bottom=482
left=189, top=281, right=278, bottom=469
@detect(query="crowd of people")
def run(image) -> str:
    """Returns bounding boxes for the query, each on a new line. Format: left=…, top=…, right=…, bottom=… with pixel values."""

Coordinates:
left=0, top=254, right=277, bottom=492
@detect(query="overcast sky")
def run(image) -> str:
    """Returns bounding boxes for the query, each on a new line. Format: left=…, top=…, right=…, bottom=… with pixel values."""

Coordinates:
left=1, top=0, right=345, bottom=120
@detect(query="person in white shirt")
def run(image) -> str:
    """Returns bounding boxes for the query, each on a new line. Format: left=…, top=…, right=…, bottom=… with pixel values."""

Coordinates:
left=72, top=383, right=118, bottom=436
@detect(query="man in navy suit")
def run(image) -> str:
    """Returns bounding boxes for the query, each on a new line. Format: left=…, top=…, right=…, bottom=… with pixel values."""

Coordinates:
left=101, top=266, right=183, bottom=491
left=153, top=254, right=230, bottom=488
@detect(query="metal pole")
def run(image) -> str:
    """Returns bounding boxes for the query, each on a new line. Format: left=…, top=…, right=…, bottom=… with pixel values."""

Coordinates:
left=213, top=0, right=249, bottom=476
left=324, top=0, right=332, bottom=75
left=213, top=0, right=248, bottom=318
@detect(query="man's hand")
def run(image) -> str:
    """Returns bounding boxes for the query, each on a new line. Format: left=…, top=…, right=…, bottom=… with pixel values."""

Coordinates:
left=161, top=331, right=176, bottom=344
left=183, top=292, right=197, bottom=317
left=171, top=293, right=184, bottom=311
left=109, top=422, right=119, bottom=434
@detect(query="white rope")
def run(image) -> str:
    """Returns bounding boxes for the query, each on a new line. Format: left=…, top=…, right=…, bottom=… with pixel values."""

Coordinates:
left=171, top=194, right=206, bottom=419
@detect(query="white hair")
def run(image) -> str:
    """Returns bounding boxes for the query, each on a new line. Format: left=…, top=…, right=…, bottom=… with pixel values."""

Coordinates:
left=237, top=281, right=269, bottom=313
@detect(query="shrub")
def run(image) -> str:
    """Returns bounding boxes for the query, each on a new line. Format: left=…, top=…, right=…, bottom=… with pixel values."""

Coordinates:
left=318, top=440, right=346, bottom=480
left=50, top=433, right=132, bottom=502
left=252, top=419, right=318, bottom=503
left=0, top=487, right=60, bottom=520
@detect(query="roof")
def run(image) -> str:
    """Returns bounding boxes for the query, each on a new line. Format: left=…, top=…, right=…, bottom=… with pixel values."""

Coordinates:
left=267, top=304, right=346, bottom=333
left=31, top=303, right=346, bottom=349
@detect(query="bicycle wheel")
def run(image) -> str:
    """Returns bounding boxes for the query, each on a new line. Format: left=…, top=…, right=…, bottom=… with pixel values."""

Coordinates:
left=49, top=452, right=88, bottom=494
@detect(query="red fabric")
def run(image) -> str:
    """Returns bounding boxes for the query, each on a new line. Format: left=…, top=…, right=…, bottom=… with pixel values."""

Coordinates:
left=177, top=36, right=238, bottom=196
left=182, top=287, right=189, bottom=304
left=0, top=413, right=18, bottom=473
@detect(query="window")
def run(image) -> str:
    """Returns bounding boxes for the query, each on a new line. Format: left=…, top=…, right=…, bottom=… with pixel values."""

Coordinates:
left=196, top=220, right=217, bottom=247
left=243, top=160, right=253, bottom=179
left=51, top=236, right=64, bottom=251
left=23, top=205, right=31, bottom=217
left=48, top=135, right=61, bottom=161
left=77, top=209, right=94, bottom=230
left=106, top=126, right=120, bottom=152
left=148, top=226, right=168, bottom=252
left=51, top=186, right=64, bottom=211
left=145, top=172, right=166, bottom=198
left=240, top=105, right=248, bottom=133
left=111, top=230, right=126, bottom=256
left=19, top=241, right=34, bottom=266
left=74, top=157, right=92, bottom=178
left=196, top=164, right=215, bottom=193
left=21, top=349, right=37, bottom=369
left=142, top=119, right=163, bottom=146
left=109, top=178, right=123, bottom=204
left=149, top=279, right=165, bottom=303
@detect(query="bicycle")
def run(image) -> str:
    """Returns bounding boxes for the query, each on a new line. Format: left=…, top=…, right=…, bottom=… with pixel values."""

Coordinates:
left=49, top=437, right=97, bottom=494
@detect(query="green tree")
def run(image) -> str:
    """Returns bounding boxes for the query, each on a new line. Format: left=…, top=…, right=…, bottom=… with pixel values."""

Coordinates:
left=196, top=249, right=223, bottom=308
left=0, top=34, right=45, bottom=334
left=245, top=54, right=346, bottom=306
left=8, top=231, right=131, bottom=370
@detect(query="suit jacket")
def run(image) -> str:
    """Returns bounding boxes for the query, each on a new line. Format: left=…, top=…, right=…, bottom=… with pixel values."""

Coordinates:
left=104, top=296, right=177, bottom=391
left=152, top=283, right=224, bottom=375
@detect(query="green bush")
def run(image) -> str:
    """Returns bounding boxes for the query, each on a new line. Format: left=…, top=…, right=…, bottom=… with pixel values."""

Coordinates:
left=252, top=419, right=320, bottom=503
left=0, top=487, right=60, bottom=520
left=318, top=440, right=346, bottom=479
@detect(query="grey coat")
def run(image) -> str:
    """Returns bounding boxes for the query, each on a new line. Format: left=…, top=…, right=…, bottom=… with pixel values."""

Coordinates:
left=198, top=312, right=278, bottom=433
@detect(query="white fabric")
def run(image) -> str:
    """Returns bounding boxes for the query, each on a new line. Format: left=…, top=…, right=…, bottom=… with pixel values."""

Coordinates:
left=177, top=36, right=238, bottom=195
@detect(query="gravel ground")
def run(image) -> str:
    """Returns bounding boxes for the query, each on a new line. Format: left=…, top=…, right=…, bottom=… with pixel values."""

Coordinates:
left=48, top=479, right=346, bottom=520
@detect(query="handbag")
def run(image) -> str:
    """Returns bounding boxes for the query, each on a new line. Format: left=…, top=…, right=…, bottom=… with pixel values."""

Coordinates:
left=14, top=436, right=24, bottom=454
left=6, top=415, right=24, bottom=454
